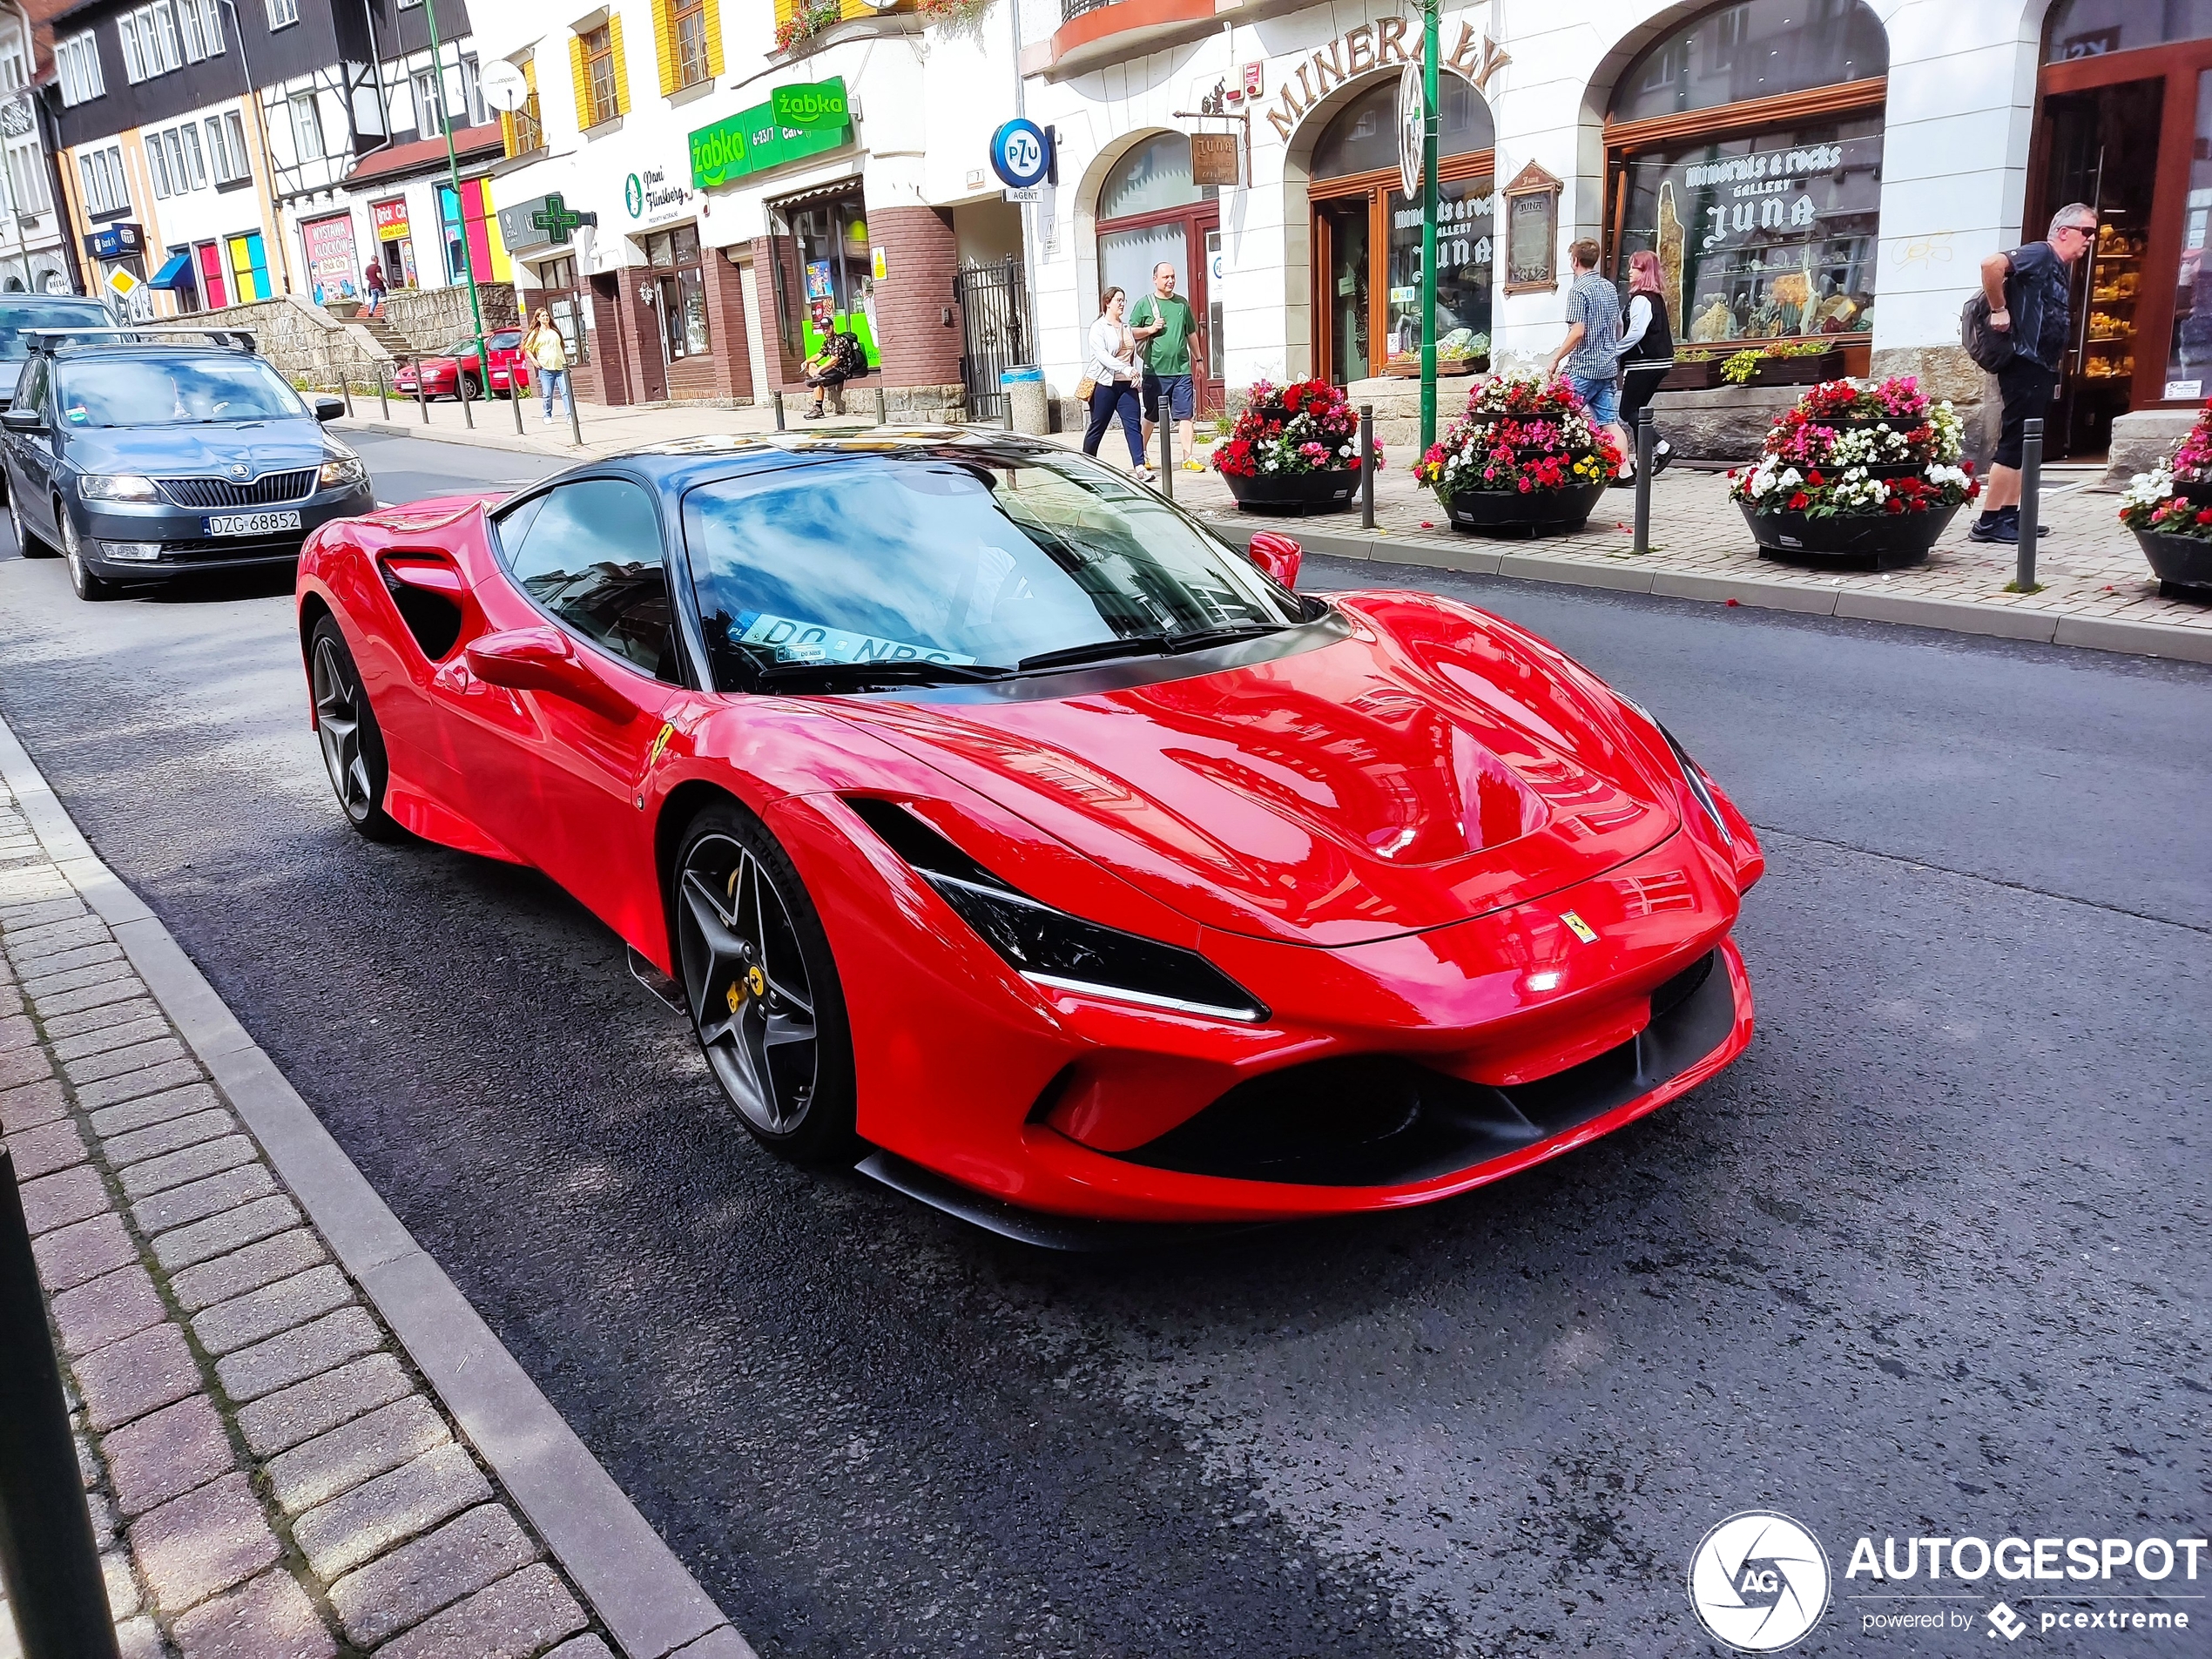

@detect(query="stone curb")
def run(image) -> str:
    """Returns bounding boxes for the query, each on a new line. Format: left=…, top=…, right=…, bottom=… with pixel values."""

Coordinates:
left=334, top=415, right=597, bottom=460
left=1199, top=520, right=2212, bottom=665
left=0, top=714, right=752, bottom=1659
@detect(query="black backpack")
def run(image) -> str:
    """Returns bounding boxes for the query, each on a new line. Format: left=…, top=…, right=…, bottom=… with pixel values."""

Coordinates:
left=1961, top=291, right=2015, bottom=373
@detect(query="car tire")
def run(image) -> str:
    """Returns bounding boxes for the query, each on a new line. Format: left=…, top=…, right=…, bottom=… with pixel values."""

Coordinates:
left=8, top=487, right=53, bottom=557
left=308, top=617, right=401, bottom=841
left=460, top=373, right=482, bottom=401
left=671, top=800, right=858, bottom=1165
left=58, top=509, right=113, bottom=600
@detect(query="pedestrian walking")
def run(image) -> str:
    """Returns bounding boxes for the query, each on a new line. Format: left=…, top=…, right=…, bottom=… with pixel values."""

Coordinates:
left=1613, top=248, right=1674, bottom=485
left=1546, top=238, right=1629, bottom=462
left=1130, top=262, right=1205, bottom=471
left=1969, top=203, right=2099, bottom=543
left=364, top=262, right=387, bottom=318
left=521, top=307, right=571, bottom=424
left=1081, top=287, right=1152, bottom=483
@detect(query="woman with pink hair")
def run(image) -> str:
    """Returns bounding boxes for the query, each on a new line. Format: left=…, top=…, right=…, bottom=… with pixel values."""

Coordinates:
left=1613, top=248, right=1675, bottom=482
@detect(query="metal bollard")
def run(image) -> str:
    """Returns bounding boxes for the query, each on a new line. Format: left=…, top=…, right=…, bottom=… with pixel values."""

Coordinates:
left=341, top=368, right=354, bottom=419
left=1159, top=395, right=1174, bottom=500
left=566, top=379, right=583, bottom=448
left=1632, top=409, right=1655, bottom=556
left=2015, top=416, right=2043, bottom=591
left=377, top=363, right=389, bottom=421
left=1359, top=404, right=1376, bottom=530
left=510, top=370, right=525, bottom=435
left=772, top=390, right=786, bottom=432
left=458, top=361, right=475, bottom=430
left=876, top=385, right=888, bottom=427
left=0, top=1149, right=124, bottom=1659
left=1001, top=395, right=1015, bottom=433
left=415, top=358, right=428, bottom=425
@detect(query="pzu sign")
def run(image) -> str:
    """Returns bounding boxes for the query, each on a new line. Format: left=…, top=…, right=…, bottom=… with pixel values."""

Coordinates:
left=989, top=118, right=1054, bottom=191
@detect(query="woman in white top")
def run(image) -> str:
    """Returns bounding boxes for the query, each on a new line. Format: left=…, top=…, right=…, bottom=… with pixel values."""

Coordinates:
left=1082, top=287, right=1151, bottom=481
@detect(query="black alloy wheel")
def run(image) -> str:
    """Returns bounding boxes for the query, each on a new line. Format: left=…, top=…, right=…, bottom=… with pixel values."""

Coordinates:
left=673, top=803, right=856, bottom=1163
left=58, top=507, right=113, bottom=600
left=309, top=617, right=400, bottom=840
left=8, top=487, right=52, bottom=557
left=459, top=372, right=482, bottom=401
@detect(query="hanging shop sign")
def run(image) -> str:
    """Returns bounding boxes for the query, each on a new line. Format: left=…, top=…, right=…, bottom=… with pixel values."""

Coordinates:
left=502, top=191, right=593, bottom=252
left=771, top=79, right=848, bottom=130
left=84, top=222, right=144, bottom=260
left=1190, top=132, right=1240, bottom=188
left=372, top=199, right=410, bottom=242
left=689, top=78, right=853, bottom=190
left=1260, top=14, right=1508, bottom=142
left=0, top=93, right=32, bottom=139
left=623, top=167, right=694, bottom=228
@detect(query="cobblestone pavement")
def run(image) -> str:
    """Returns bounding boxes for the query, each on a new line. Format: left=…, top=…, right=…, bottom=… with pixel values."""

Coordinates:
left=0, top=783, right=614, bottom=1659
left=337, top=398, right=2212, bottom=654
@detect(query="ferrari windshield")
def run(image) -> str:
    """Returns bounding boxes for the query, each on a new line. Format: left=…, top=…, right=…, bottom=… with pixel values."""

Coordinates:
left=681, top=449, right=1305, bottom=691
left=55, top=356, right=307, bottom=427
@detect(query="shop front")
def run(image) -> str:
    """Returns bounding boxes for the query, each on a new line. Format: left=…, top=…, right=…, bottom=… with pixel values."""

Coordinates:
left=763, top=180, right=874, bottom=386
left=2031, top=1, right=2212, bottom=457
left=1093, top=134, right=1223, bottom=411
left=373, top=198, right=418, bottom=289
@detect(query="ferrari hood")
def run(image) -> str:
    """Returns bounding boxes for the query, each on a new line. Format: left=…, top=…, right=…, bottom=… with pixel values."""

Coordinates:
left=834, top=593, right=1683, bottom=948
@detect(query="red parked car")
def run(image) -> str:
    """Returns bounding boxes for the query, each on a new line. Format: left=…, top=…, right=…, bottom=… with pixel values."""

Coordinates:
left=296, top=434, right=1763, bottom=1243
left=391, top=329, right=530, bottom=400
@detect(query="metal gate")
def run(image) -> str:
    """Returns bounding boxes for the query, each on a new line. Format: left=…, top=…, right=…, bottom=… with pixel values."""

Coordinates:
left=954, top=257, right=1030, bottom=425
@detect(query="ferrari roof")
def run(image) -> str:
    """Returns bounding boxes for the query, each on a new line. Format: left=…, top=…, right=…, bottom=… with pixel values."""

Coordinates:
left=597, top=428, right=1057, bottom=489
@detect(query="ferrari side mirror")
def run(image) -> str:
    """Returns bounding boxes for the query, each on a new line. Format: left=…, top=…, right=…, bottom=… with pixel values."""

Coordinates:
left=465, top=627, right=635, bottom=723
left=1248, top=532, right=1302, bottom=590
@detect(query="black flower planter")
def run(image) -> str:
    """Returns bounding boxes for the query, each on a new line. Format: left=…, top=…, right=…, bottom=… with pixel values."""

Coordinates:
left=2172, top=477, right=2212, bottom=510
left=1738, top=501, right=1961, bottom=570
left=1442, top=482, right=1608, bottom=537
left=2133, top=527, right=2212, bottom=600
left=1224, top=469, right=1362, bottom=514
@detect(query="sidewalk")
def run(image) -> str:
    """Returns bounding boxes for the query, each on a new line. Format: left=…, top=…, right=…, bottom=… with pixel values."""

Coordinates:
left=336, top=395, right=2212, bottom=664
left=0, top=725, right=751, bottom=1658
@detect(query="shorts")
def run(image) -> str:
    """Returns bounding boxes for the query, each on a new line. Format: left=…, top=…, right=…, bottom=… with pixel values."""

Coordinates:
left=1142, top=372, right=1195, bottom=422
left=1993, top=358, right=2060, bottom=469
left=1570, top=374, right=1621, bottom=428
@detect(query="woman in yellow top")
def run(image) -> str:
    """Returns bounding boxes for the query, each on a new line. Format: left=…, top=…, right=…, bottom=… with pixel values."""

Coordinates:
left=521, top=308, right=571, bottom=426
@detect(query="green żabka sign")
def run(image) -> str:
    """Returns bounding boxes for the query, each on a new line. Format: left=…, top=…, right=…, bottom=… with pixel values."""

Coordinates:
left=690, top=78, right=851, bottom=191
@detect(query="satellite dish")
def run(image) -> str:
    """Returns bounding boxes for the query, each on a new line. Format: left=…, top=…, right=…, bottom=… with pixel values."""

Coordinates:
left=481, top=59, right=529, bottom=113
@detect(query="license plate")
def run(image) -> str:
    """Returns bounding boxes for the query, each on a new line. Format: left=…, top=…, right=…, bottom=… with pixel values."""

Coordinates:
left=206, top=511, right=303, bottom=536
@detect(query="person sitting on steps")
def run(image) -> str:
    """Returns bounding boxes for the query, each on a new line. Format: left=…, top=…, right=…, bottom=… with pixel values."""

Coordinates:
left=803, top=330, right=867, bottom=420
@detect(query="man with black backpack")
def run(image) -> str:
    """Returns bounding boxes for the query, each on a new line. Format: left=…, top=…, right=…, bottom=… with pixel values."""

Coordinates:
left=1966, top=203, right=2098, bottom=544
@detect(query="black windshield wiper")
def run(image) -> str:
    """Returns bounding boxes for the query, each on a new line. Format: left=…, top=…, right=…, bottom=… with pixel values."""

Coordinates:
left=1159, top=624, right=1285, bottom=654
left=752, top=658, right=1014, bottom=689
left=1015, top=634, right=1173, bottom=671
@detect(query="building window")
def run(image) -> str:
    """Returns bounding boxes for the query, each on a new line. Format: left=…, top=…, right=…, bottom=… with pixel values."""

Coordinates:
left=145, top=123, right=205, bottom=199
left=1605, top=0, right=1888, bottom=354
left=175, top=0, right=223, bottom=62
left=289, top=91, right=324, bottom=160
left=118, top=2, right=183, bottom=83
left=266, top=0, right=299, bottom=29
left=536, top=253, right=590, bottom=364
left=1, top=49, right=25, bottom=88
left=412, top=67, right=442, bottom=137
left=7, top=139, right=48, bottom=214
left=671, top=0, right=711, bottom=90
left=641, top=225, right=708, bottom=361
left=206, top=110, right=251, bottom=183
left=56, top=32, right=103, bottom=105
left=574, top=20, right=626, bottom=128
left=147, top=130, right=172, bottom=196
left=503, top=57, right=543, bottom=156
left=78, top=144, right=129, bottom=216
left=460, top=55, right=487, bottom=127
left=768, top=187, right=874, bottom=381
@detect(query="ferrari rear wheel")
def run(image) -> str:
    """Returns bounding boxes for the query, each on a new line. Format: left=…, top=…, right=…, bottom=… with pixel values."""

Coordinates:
left=309, top=617, right=401, bottom=841
left=673, top=804, right=855, bottom=1163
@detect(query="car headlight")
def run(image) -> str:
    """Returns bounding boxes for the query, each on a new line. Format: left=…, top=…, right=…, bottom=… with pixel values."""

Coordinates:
left=78, top=473, right=159, bottom=502
left=319, top=455, right=368, bottom=489
left=848, top=798, right=1269, bottom=1022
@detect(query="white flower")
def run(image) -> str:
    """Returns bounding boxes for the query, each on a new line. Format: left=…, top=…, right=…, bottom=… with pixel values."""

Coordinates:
left=2121, top=465, right=2174, bottom=511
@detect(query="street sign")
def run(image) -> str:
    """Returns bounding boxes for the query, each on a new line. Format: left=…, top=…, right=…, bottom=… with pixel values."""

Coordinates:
left=989, top=118, right=1050, bottom=191
left=1002, top=185, right=1041, bottom=204
left=480, top=59, right=528, bottom=112
left=105, top=266, right=139, bottom=300
left=1396, top=62, right=1423, bottom=198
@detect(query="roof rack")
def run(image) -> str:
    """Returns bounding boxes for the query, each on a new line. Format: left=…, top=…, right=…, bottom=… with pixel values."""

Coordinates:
left=23, top=326, right=258, bottom=354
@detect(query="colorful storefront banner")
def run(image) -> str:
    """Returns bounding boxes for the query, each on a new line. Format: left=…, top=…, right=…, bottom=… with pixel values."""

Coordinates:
left=302, top=213, right=359, bottom=300
left=689, top=78, right=852, bottom=191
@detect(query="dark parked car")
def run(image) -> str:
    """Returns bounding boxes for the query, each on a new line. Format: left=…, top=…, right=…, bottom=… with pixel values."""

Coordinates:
left=0, top=330, right=375, bottom=599
left=0, top=293, right=113, bottom=409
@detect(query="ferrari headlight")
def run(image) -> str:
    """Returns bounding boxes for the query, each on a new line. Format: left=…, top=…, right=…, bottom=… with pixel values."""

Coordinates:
left=849, top=798, right=1268, bottom=1023
left=1657, top=724, right=1733, bottom=847
left=78, top=473, right=158, bottom=502
left=319, top=454, right=368, bottom=489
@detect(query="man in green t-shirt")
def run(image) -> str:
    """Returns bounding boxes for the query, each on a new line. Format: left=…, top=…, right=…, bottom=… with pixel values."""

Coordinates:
left=1130, top=261, right=1205, bottom=471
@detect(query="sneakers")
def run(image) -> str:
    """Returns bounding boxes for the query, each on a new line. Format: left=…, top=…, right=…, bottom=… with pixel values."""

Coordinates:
left=1966, top=508, right=2052, bottom=544
left=1181, top=457, right=1206, bottom=473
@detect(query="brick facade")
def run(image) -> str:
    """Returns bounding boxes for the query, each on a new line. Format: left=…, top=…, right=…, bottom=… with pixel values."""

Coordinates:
left=861, top=202, right=964, bottom=399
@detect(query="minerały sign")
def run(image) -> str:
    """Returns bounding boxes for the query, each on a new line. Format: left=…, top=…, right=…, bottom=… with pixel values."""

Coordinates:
left=691, top=78, right=851, bottom=190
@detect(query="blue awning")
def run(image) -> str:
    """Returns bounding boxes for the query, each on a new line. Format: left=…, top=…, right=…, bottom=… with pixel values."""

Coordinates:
left=147, top=251, right=192, bottom=290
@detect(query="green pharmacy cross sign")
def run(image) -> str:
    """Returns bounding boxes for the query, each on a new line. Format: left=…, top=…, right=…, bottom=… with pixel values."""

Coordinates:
left=691, top=78, right=852, bottom=191
left=530, top=193, right=587, bottom=244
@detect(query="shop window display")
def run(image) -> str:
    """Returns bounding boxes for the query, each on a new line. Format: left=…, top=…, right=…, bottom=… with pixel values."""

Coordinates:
left=768, top=190, right=877, bottom=377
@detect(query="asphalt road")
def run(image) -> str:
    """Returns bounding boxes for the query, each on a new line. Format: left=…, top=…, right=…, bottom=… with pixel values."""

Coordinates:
left=1, top=428, right=2205, bottom=1657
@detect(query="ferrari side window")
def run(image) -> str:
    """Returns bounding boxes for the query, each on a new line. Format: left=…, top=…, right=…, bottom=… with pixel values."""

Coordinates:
left=503, top=478, right=682, bottom=684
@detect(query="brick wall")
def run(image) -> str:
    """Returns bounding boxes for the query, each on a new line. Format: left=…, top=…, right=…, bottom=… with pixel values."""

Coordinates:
left=864, top=203, right=964, bottom=395
left=701, top=253, right=753, bottom=402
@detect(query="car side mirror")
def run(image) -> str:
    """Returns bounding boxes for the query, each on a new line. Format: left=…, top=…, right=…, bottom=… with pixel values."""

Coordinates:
left=1247, top=532, right=1302, bottom=590
left=464, top=626, right=634, bottom=723
left=314, top=396, right=345, bottom=422
left=2, top=406, right=44, bottom=431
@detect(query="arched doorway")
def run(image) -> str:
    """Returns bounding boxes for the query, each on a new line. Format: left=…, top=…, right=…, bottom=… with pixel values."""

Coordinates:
left=1309, top=75, right=1494, bottom=386
left=1094, top=134, right=1222, bottom=414
left=1602, top=0, right=1886, bottom=365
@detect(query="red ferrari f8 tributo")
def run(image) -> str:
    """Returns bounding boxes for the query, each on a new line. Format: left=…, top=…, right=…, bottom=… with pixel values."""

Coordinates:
left=298, top=432, right=1762, bottom=1238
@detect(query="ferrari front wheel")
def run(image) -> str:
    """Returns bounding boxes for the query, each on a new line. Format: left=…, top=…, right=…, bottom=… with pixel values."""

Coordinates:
left=309, top=617, right=400, bottom=841
left=673, top=804, right=856, bottom=1164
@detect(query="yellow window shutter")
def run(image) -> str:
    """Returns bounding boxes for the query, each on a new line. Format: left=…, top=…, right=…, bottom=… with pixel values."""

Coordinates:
left=700, top=0, right=723, bottom=77
left=609, top=14, right=631, bottom=115
left=500, top=109, right=516, bottom=155
left=653, top=0, right=675, bottom=97
left=570, top=34, right=591, bottom=127
left=774, top=0, right=795, bottom=36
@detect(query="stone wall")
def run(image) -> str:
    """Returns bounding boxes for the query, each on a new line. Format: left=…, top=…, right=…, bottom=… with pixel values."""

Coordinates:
left=2102, top=409, right=2194, bottom=491
left=193, top=285, right=519, bottom=391
left=371, top=284, right=519, bottom=351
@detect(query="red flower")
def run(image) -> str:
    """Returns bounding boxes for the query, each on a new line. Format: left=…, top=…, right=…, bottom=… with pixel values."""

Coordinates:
left=1787, top=491, right=1811, bottom=509
left=1885, top=496, right=1905, bottom=514
left=1808, top=470, right=1824, bottom=487
left=2195, top=509, right=2212, bottom=527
